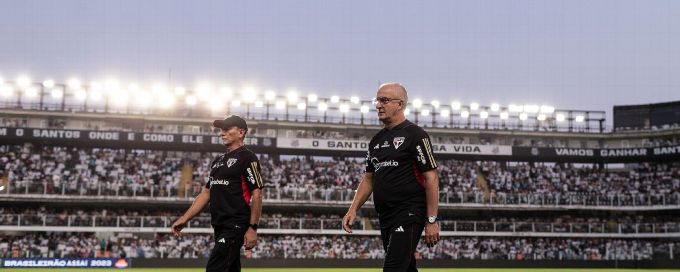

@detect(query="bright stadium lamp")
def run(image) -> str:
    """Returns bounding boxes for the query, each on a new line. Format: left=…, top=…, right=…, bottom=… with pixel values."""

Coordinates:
left=540, top=105, right=555, bottom=114
left=0, top=84, right=13, bottom=98
left=174, top=86, right=186, bottom=96
left=185, top=95, right=197, bottom=106
left=231, top=100, right=241, bottom=107
left=490, top=103, right=500, bottom=112
left=134, top=91, right=151, bottom=108
left=308, top=94, right=318, bottom=103
left=17, top=75, right=31, bottom=88
left=210, top=98, right=223, bottom=111
left=286, top=90, right=298, bottom=104
left=159, top=94, right=175, bottom=109
left=461, top=111, right=470, bottom=118
left=575, top=115, right=585, bottom=122
left=421, top=109, right=430, bottom=116
left=111, top=91, right=129, bottom=107
left=243, top=89, right=258, bottom=103
left=90, top=90, right=103, bottom=101
left=297, top=102, right=306, bottom=110
left=519, top=113, right=528, bottom=120
left=254, top=101, right=264, bottom=108
left=556, top=113, right=566, bottom=122
left=440, top=109, right=450, bottom=117
left=470, top=102, right=479, bottom=111
left=480, top=111, right=489, bottom=119
left=500, top=112, right=509, bottom=120
left=67, top=78, right=81, bottom=90
left=0, top=76, right=4, bottom=85
left=196, top=82, right=212, bottom=100
left=360, top=105, right=370, bottom=113
left=537, top=114, right=547, bottom=121
left=275, top=100, right=286, bottom=109
left=50, top=88, right=63, bottom=99
left=413, top=99, right=423, bottom=109
left=264, top=91, right=276, bottom=101
left=339, top=103, right=350, bottom=113
left=431, top=100, right=440, bottom=109
left=318, top=102, right=328, bottom=112
left=152, top=82, right=167, bottom=94
left=90, top=81, right=103, bottom=92
left=350, top=96, right=360, bottom=104
left=524, top=104, right=539, bottom=114
left=330, top=95, right=340, bottom=103
left=508, top=104, right=523, bottom=113
left=105, top=79, right=120, bottom=95
left=451, top=101, right=461, bottom=111
left=128, top=83, right=140, bottom=92
left=42, top=79, right=55, bottom=89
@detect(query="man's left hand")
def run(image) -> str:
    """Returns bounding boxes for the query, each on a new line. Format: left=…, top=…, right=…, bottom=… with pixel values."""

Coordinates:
left=424, top=223, right=439, bottom=247
left=243, top=228, right=257, bottom=250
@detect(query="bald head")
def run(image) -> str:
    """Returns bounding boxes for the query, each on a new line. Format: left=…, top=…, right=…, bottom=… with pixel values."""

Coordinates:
left=378, top=83, right=408, bottom=105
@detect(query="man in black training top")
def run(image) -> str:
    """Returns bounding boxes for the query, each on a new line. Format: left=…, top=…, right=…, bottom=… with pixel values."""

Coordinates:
left=171, top=115, right=264, bottom=272
left=342, top=83, right=440, bottom=272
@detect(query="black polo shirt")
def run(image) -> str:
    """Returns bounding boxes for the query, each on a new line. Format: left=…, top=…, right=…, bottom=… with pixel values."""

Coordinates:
left=205, top=146, right=264, bottom=229
left=366, top=120, right=438, bottom=229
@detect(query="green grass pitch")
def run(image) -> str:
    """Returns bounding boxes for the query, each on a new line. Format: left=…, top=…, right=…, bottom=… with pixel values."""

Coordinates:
left=5, top=269, right=680, bottom=272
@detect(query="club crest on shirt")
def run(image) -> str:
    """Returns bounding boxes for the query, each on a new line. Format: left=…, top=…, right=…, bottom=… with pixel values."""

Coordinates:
left=226, top=158, right=237, bottom=168
left=393, top=137, right=405, bottom=149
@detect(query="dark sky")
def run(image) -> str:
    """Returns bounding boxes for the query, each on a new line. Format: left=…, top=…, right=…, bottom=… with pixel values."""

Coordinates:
left=1, top=0, right=679, bottom=117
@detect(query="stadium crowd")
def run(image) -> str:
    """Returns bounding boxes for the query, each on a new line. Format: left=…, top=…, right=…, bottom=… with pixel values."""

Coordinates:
left=2, top=145, right=679, bottom=206
left=0, top=232, right=675, bottom=261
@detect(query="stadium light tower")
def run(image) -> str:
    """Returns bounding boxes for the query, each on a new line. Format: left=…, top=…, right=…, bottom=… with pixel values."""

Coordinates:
left=318, top=102, right=328, bottom=122
left=330, top=95, right=340, bottom=103
left=339, top=103, right=349, bottom=123
left=360, top=104, right=370, bottom=125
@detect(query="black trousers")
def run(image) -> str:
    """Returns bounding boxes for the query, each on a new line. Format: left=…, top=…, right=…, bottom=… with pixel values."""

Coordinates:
left=206, top=228, right=246, bottom=272
left=380, top=223, right=425, bottom=272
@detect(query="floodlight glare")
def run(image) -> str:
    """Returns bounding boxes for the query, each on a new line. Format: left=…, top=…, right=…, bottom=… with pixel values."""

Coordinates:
left=537, top=114, right=547, bottom=121
left=128, top=83, right=140, bottom=92
left=159, top=95, right=175, bottom=109
left=519, top=113, right=528, bottom=120
left=461, top=111, right=470, bottom=118
left=431, top=100, right=440, bottom=109
left=339, top=104, right=350, bottom=113
left=185, top=95, right=197, bottom=106
left=174, top=86, right=186, bottom=96
left=524, top=104, right=539, bottom=113
left=540, top=105, right=555, bottom=114
left=152, top=83, right=166, bottom=94
left=556, top=113, right=566, bottom=122
left=413, top=99, right=423, bottom=109
left=318, top=102, right=328, bottom=112
left=90, top=90, right=103, bottom=101
left=508, top=104, right=521, bottom=113
left=500, top=112, right=509, bottom=120
left=50, top=88, right=63, bottom=99
left=265, top=91, right=276, bottom=101
left=210, top=98, right=223, bottom=111
left=470, top=103, right=479, bottom=111
left=105, top=79, right=120, bottom=94
left=286, top=91, right=298, bottom=103
left=275, top=100, right=286, bottom=109
left=308, top=94, right=318, bottom=103
left=350, top=96, right=360, bottom=104
left=451, top=101, right=461, bottom=111
left=243, top=90, right=257, bottom=103
left=17, top=75, right=31, bottom=88
left=297, top=102, right=306, bottom=110
left=490, top=103, right=500, bottom=112
left=254, top=101, right=264, bottom=108
left=67, top=78, right=81, bottom=90
left=330, top=95, right=340, bottom=103
left=480, top=111, right=489, bottom=119
left=196, top=83, right=212, bottom=100
left=575, top=115, right=585, bottom=122
left=90, top=81, right=103, bottom=92
left=360, top=105, right=369, bottom=113
left=0, top=85, right=13, bottom=97
left=134, top=92, right=151, bottom=108
left=112, top=92, right=129, bottom=107
left=421, top=109, right=430, bottom=116
left=231, top=100, right=241, bottom=107
left=440, top=109, right=450, bottom=117
left=42, top=79, right=55, bottom=89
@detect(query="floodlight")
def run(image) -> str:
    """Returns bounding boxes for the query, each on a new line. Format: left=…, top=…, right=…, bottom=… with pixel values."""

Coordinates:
left=50, top=88, right=63, bottom=99
left=75, top=89, right=87, bottom=100
left=470, top=102, right=479, bottom=111
left=350, top=96, right=360, bottom=104
left=451, top=101, right=461, bottom=111
left=440, top=109, right=450, bottom=117
left=24, top=87, right=38, bottom=98
left=508, top=104, right=523, bottom=113
left=174, top=86, right=186, bottom=96
left=556, top=113, right=566, bottom=122
left=231, top=100, right=241, bottom=107
left=265, top=91, right=276, bottom=101
left=537, top=114, right=547, bottom=121
left=421, top=109, right=430, bottom=116
left=297, top=102, right=306, bottom=110
left=134, top=91, right=151, bottom=108
left=128, top=83, right=140, bottom=92
left=575, top=115, right=585, bottom=122
left=286, top=90, right=298, bottom=103
left=339, top=104, right=349, bottom=113
left=413, top=99, right=423, bottom=109
left=254, top=101, right=264, bottom=108
left=480, top=111, right=489, bottom=119
left=318, top=102, right=328, bottom=112
left=275, top=100, right=286, bottom=109
left=42, top=80, right=55, bottom=89
left=185, top=95, right=197, bottom=106
left=67, top=78, right=81, bottom=90
left=330, top=95, right=340, bottom=103
left=540, top=105, right=555, bottom=114
left=308, top=94, right=318, bottom=103
left=500, top=112, right=509, bottom=120
left=519, top=113, right=528, bottom=120
left=490, top=103, right=500, bottom=112
left=0, top=85, right=13, bottom=97
left=524, top=105, right=539, bottom=113
left=431, top=100, right=440, bottom=109
left=17, top=75, right=31, bottom=88
left=461, top=111, right=470, bottom=118
left=112, top=91, right=129, bottom=107
left=159, top=95, right=175, bottom=109
left=360, top=105, right=369, bottom=113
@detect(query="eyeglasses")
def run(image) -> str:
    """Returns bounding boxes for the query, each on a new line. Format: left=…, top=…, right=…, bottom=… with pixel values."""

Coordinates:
left=372, top=97, right=403, bottom=105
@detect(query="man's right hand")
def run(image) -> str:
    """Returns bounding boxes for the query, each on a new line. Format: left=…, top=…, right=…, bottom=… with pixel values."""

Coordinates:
left=342, top=210, right=356, bottom=233
left=171, top=218, right=187, bottom=237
